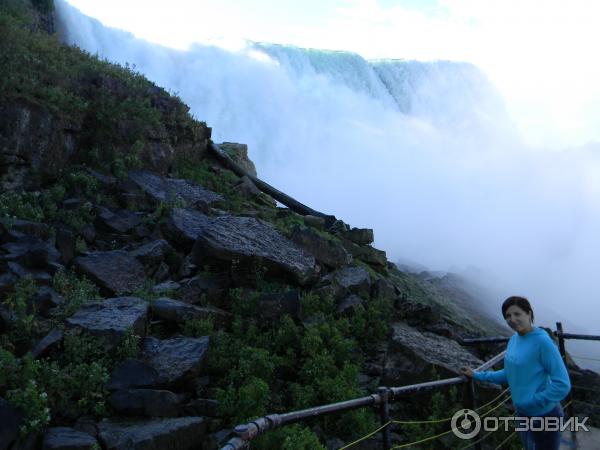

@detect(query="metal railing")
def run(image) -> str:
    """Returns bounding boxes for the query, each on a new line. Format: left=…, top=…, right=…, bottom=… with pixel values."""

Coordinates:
left=220, top=322, right=600, bottom=449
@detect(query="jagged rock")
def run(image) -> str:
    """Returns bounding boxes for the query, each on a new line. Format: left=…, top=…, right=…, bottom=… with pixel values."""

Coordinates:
left=109, top=389, right=182, bottom=417
left=66, top=297, right=149, bottom=347
left=152, top=280, right=181, bottom=295
left=151, top=297, right=230, bottom=325
left=5, top=219, right=50, bottom=239
left=61, top=198, right=81, bottom=210
left=42, top=427, right=98, bottom=450
left=80, top=224, right=96, bottom=244
left=396, top=300, right=442, bottom=327
left=176, top=274, right=228, bottom=307
left=7, top=262, right=53, bottom=284
left=55, top=227, right=76, bottom=264
left=74, top=251, right=145, bottom=296
left=0, top=272, right=18, bottom=296
left=303, top=215, right=326, bottom=229
left=31, top=328, right=63, bottom=359
left=218, top=142, right=257, bottom=177
left=128, top=170, right=222, bottom=208
left=152, top=262, right=170, bottom=282
left=31, top=286, right=63, bottom=316
left=0, top=397, right=23, bottom=450
left=383, top=322, right=483, bottom=385
left=106, top=359, right=165, bottom=391
left=129, top=239, right=173, bottom=272
left=339, top=227, right=374, bottom=245
left=95, top=207, right=141, bottom=234
left=234, top=176, right=260, bottom=199
left=341, top=241, right=387, bottom=268
left=257, top=290, right=302, bottom=321
left=1, top=235, right=61, bottom=269
left=325, top=266, right=371, bottom=297
left=163, top=208, right=210, bottom=247
left=141, top=336, right=210, bottom=386
left=97, top=417, right=206, bottom=450
left=336, top=294, right=364, bottom=317
left=183, top=398, right=218, bottom=417
left=72, top=417, right=97, bottom=439
left=191, top=215, right=318, bottom=286
left=0, top=304, right=16, bottom=334
left=328, top=219, right=350, bottom=234
left=371, top=277, right=397, bottom=300
left=203, top=430, right=232, bottom=450
left=290, top=225, right=352, bottom=270
left=86, top=168, right=117, bottom=188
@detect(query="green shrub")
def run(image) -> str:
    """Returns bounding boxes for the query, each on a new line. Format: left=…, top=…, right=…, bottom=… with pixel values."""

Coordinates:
left=52, top=269, right=100, bottom=317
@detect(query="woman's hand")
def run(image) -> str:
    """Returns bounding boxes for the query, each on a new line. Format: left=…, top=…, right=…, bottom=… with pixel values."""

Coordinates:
left=460, top=367, right=474, bottom=378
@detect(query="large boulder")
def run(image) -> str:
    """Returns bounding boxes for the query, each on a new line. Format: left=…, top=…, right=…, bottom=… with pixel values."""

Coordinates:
left=1, top=235, right=61, bottom=269
left=324, top=266, right=372, bottom=298
left=0, top=397, right=23, bottom=450
left=341, top=241, right=387, bottom=268
left=191, top=215, right=318, bottom=286
left=106, top=359, right=165, bottom=391
left=128, top=170, right=222, bottom=208
left=95, top=207, right=141, bottom=234
left=66, top=297, right=149, bottom=347
left=42, top=427, right=98, bottom=450
left=74, top=251, right=146, bottom=296
left=141, top=336, right=210, bottom=386
left=97, top=417, right=206, bottom=450
left=109, top=389, right=182, bottom=417
left=290, top=226, right=352, bottom=270
left=162, top=208, right=211, bottom=248
left=383, top=322, right=482, bottom=385
left=129, top=240, right=173, bottom=272
left=151, top=297, right=230, bottom=326
left=218, top=142, right=257, bottom=177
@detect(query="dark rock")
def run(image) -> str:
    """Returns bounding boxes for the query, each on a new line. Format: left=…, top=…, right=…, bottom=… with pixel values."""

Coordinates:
left=2, top=235, right=61, bottom=269
left=85, top=168, right=117, bottom=188
left=341, top=241, right=387, bottom=268
left=152, top=298, right=230, bottom=325
left=151, top=280, right=181, bottom=295
left=61, top=198, right=81, bottom=210
left=106, top=359, right=164, bottom=391
left=6, top=219, right=50, bottom=239
left=74, top=251, right=145, bottom=296
left=55, top=227, right=76, bottom=265
left=80, top=224, right=96, bottom=244
left=234, top=176, right=260, bottom=199
left=328, top=219, right=350, bottom=234
left=31, top=286, right=63, bottom=317
left=72, top=417, right=97, bottom=438
left=7, top=262, right=52, bottom=284
left=109, top=389, right=182, bottom=417
left=142, top=336, right=210, bottom=386
left=97, top=417, right=206, bottom=450
left=0, top=272, right=18, bottom=295
left=128, top=170, right=222, bottom=207
left=257, top=290, right=302, bottom=321
left=95, top=207, right=141, bottom=234
left=176, top=274, right=227, bottom=307
left=31, top=328, right=63, bottom=360
left=396, top=300, right=442, bottom=327
left=325, top=266, right=372, bottom=297
left=129, top=240, right=173, bottom=272
left=339, top=227, right=374, bottom=245
left=132, top=223, right=151, bottom=239
left=191, top=215, right=318, bottom=286
left=0, top=304, right=17, bottom=333
left=371, top=278, right=396, bottom=300
left=42, top=427, right=97, bottom=450
left=152, top=262, right=170, bottom=282
left=66, top=297, right=149, bottom=347
left=9, top=432, right=41, bottom=450
left=203, top=429, right=231, bottom=450
left=290, top=225, right=352, bottom=269
left=218, top=142, right=257, bottom=177
left=303, top=215, right=326, bottom=229
left=183, top=398, right=218, bottom=417
left=163, top=208, right=210, bottom=247
left=336, top=294, right=364, bottom=316
left=383, top=322, right=482, bottom=385
left=0, top=397, right=23, bottom=450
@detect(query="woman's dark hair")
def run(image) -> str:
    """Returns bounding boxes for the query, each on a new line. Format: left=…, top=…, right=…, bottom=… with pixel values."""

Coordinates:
left=502, top=296, right=534, bottom=322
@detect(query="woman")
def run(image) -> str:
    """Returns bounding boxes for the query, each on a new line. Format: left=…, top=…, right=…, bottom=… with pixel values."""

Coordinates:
left=461, top=296, right=571, bottom=450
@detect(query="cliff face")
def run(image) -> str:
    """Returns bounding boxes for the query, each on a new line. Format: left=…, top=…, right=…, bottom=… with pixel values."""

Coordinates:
left=4, top=2, right=596, bottom=450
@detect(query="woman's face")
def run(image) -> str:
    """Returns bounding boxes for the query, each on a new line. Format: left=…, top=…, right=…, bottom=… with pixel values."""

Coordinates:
left=504, top=304, right=533, bottom=335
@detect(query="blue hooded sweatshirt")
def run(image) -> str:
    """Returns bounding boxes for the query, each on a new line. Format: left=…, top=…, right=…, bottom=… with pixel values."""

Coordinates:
left=473, top=327, right=571, bottom=416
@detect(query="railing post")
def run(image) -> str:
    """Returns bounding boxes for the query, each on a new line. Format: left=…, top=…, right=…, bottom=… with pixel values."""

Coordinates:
left=466, top=378, right=482, bottom=450
left=378, top=387, right=391, bottom=450
left=557, top=321, right=577, bottom=447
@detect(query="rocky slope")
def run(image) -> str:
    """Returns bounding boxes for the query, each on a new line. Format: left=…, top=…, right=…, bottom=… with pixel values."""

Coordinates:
left=1, top=2, right=598, bottom=450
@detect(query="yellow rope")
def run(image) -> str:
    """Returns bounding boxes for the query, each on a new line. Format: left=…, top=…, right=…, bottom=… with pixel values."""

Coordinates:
left=455, top=429, right=496, bottom=450
left=389, top=427, right=456, bottom=449
left=336, top=421, right=392, bottom=450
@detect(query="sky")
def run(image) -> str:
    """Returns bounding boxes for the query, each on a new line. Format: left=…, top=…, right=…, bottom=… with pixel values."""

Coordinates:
left=64, top=0, right=600, bottom=149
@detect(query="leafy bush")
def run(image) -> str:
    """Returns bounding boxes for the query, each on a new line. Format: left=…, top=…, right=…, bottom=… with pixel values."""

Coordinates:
left=52, top=269, right=100, bottom=317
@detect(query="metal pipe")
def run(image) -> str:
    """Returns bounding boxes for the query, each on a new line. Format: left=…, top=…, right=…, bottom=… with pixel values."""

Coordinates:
left=557, top=322, right=577, bottom=448
left=378, top=387, right=392, bottom=450
left=561, top=333, right=600, bottom=341
left=460, top=337, right=510, bottom=344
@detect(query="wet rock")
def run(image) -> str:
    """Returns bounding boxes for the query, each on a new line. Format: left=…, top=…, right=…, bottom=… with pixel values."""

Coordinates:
left=2, top=235, right=61, bottom=269
left=129, top=239, right=173, bottom=272
left=290, top=225, right=352, bottom=270
left=106, top=359, right=165, bottom=391
left=163, top=208, right=210, bottom=247
left=339, top=227, right=374, bottom=245
left=31, top=287, right=63, bottom=317
left=6, top=219, right=50, bottom=239
left=42, top=427, right=97, bottom=450
left=183, top=398, right=218, bottom=417
left=0, top=272, right=18, bottom=296
left=191, top=215, right=318, bottom=286
left=152, top=297, right=230, bottom=325
left=396, top=300, right=442, bottom=327
left=341, top=241, right=387, bottom=268
left=176, top=274, right=228, bottom=307
left=141, top=336, right=210, bottom=386
left=152, top=280, right=181, bottom=295
left=383, top=322, right=482, bottom=385
left=97, top=417, right=206, bottom=450
left=152, top=262, right=170, bottom=282
left=80, top=224, right=96, bottom=244
left=31, top=328, right=63, bottom=359
left=55, top=227, right=76, bottom=264
left=257, top=290, right=302, bottom=321
left=0, top=397, right=23, bottom=450
left=109, top=389, right=182, bottom=417
left=95, top=207, right=141, bottom=234
left=74, top=251, right=145, bottom=296
left=66, top=297, right=148, bottom=347
left=336, top=294, right=364, bottom=317
left=371, top=277, right=397, bottom=300
left=234, top=176, right=260, bottom=199
left=7, top=262, right=53, bottom=284
left=325, top=266, right=372, bottom=297
left=128, top=170, right=222, bottom=207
